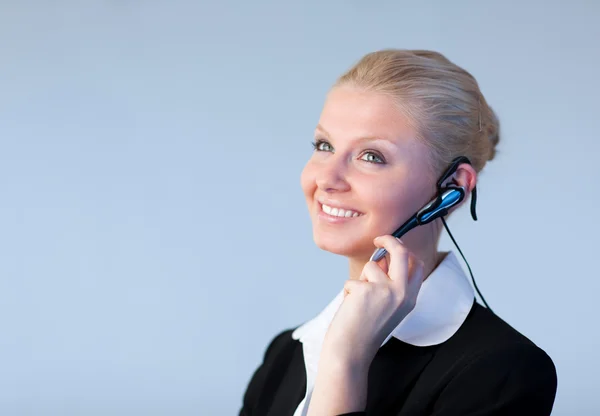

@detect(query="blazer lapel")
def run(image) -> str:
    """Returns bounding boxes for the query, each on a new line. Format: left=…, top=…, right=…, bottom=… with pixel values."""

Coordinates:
left=365, top=338, right=436, bottom=413
left=266, top=339, right=307, bottom=416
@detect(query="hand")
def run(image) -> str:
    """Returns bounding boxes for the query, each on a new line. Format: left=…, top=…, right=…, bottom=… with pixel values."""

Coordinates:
left=321, top=235, right=426, bottom=365
left=307, top=236, right=425, bottom=415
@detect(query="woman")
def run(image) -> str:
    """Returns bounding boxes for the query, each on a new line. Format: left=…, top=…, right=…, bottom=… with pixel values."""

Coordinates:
left=239, top=50, right=557, bottom=415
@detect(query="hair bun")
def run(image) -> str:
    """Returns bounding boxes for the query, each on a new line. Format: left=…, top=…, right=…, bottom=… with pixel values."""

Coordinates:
left=482, top=106, right=500, bottom=162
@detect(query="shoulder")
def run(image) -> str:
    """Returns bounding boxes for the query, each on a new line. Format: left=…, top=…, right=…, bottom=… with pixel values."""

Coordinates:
left=438, top=304, right=556, bottom=399
left=429, top=301, right=558, bottom=387
left=240, top=328, right=300, bottom=414
left=441, top=302, right=555, bottom=366
left=425, top=304, right=557, bottom=413
left=450, top=334, right=557, bottom=387
left=451, top=302, right=548, bottom=352
left=261, top=327, right=297, bottom=361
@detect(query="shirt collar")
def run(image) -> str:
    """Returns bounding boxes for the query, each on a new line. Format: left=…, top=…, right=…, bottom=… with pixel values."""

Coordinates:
left=291, top=251, right=475, bottom=347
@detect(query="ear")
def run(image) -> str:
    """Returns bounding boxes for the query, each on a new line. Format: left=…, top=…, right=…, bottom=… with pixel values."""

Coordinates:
left=452, top=163, right=477, bottom=193
left=443, top=163, right=477, bottom=214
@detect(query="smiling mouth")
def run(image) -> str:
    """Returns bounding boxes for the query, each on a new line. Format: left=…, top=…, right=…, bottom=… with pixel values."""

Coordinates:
left=320, top=203, right=364, bottom=218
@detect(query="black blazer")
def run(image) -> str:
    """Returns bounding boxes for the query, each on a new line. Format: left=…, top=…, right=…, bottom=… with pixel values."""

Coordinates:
left=239, top=301, right=557, bottom=415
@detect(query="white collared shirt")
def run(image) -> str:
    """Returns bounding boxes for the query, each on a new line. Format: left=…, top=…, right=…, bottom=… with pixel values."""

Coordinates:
left=290, top=251, right=475, bottom=416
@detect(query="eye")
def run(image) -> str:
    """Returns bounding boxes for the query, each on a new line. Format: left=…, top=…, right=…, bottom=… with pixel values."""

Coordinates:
left=311, top=139, right=333, bottom=152
left=360, top=151, right=385, bottom=164
left=310, top=139, right=386, bottom=164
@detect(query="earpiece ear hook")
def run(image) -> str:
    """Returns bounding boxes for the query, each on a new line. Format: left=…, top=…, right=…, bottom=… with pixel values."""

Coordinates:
left=436, top=156, right=490, bottom=311
left=437, top=156, right=478, bottom=221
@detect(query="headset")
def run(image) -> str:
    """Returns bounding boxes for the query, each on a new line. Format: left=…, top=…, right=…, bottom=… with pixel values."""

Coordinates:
left=369, top=156, right=492, bottom=311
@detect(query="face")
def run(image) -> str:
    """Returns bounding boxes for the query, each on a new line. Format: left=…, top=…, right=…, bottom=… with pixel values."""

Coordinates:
left=300, top=86, right=438, bottom=260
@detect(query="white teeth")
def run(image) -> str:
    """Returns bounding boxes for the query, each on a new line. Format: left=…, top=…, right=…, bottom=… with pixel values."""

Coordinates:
left=321, top=203, right=362, bottom=218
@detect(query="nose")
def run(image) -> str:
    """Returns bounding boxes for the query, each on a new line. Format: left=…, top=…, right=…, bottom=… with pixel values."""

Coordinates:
left=315, top=156, right=351, bottom=192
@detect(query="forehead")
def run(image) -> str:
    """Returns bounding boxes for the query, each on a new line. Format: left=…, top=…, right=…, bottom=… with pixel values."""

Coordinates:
left=317, top=86, right=417, bottom=146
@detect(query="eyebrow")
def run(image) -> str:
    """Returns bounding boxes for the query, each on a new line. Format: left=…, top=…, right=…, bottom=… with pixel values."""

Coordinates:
left=315, top=124, right=398, bottom=147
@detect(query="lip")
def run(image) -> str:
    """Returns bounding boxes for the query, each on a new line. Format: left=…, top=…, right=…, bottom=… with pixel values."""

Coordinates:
left=317, top=202, right=365, bottom=224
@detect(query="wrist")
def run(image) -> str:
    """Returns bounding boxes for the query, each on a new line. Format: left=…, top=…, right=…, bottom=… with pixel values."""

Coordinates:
left=320, top=344, right=375, bottom=376
left=322, top=334, right=379, bottom=363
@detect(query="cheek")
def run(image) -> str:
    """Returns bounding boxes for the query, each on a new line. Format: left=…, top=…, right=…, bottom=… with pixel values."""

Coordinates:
left=372, top=191, right=408, bottom=222
left=364, top=180, right=419, bottom=225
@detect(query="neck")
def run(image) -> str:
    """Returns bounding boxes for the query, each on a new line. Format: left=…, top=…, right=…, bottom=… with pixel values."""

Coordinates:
left=348, top=249, right=445, bottom=282
left=347, top=223, right=445, bottom=281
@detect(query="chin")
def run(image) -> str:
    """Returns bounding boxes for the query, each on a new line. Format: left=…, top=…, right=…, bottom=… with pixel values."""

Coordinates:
left=313, top=232, right=371, bottom=259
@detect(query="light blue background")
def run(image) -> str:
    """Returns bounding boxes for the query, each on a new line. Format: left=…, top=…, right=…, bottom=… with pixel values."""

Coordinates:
left=1, top=1, right=598, bottom=415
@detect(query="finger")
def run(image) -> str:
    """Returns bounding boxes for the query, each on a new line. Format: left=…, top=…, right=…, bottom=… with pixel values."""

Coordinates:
left=373, top=235, right=409, bottom=284
left=360, top=260, right=389, bottom=284
left=375, top=254, right=389, bottom=275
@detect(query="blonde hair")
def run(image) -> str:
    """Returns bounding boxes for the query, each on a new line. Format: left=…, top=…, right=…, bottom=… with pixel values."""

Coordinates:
left=334, top=50, right=500, bottom=177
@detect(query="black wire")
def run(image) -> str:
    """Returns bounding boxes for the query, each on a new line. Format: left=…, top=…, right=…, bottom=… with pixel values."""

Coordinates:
left=441, top=216, right=493, bottom=313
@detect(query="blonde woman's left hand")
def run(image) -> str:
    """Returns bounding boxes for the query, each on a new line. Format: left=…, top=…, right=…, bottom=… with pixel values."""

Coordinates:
left=322, top=235, right=426, bottom=366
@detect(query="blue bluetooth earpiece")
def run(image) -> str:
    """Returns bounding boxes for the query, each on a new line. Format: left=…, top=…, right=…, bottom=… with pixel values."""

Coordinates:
left=416, top=186, right=466, bottom=225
